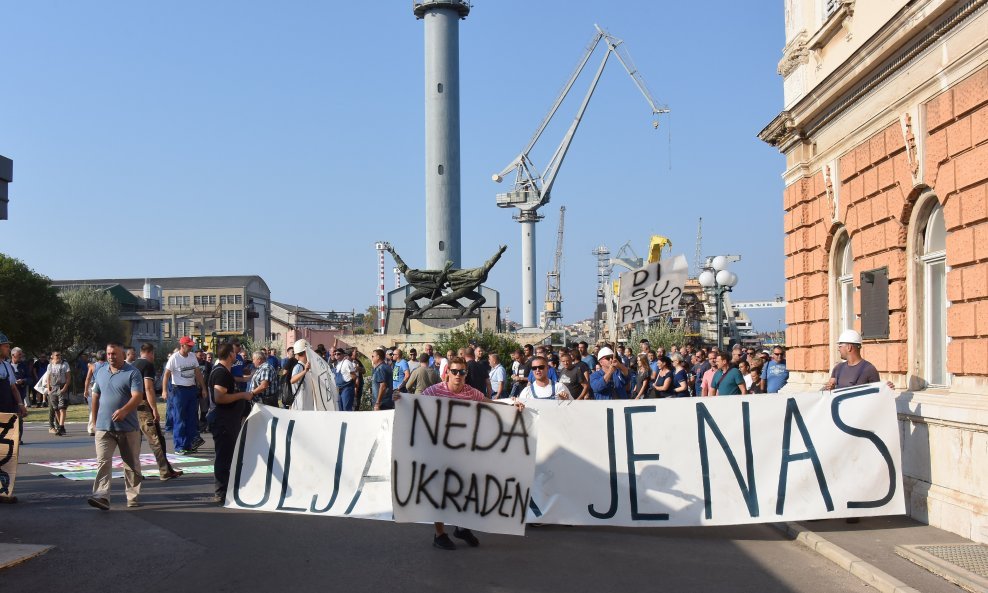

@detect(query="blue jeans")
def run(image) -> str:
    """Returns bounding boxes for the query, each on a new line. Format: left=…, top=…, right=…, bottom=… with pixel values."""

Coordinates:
left=338, top=381, right=355, bottom=411
left=171, top=385, right=200, bottom=450
left=164, top=384, right=175, bottom=431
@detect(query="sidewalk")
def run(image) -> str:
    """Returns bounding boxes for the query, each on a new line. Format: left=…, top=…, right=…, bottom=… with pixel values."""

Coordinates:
left=777, top=515, right=985, bottom=593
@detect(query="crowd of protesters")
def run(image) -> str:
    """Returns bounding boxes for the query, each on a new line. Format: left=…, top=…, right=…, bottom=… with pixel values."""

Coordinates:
left=0, top=330, right=790, bottom=510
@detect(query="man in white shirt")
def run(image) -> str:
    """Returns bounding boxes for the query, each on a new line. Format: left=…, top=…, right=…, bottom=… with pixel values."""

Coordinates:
left=488, top=353, right=506, bottom=399
left=516, top=356, right=570, bottom=401
left=333, top=348, right=358, bottom=411
left=161, top=336, right=207, bottom=454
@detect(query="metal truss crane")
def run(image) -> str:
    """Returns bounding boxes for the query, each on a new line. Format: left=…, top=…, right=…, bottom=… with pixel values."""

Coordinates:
left=494, top=24, right=669, bottom=328
left=542, top=206, right=566, bottom=330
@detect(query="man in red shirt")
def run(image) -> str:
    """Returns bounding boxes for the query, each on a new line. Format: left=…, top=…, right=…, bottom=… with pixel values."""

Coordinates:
left=414, top=356, right=524, bottom=550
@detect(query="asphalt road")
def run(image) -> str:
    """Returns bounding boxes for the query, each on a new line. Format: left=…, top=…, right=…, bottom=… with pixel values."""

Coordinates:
left=1, top=422, right=874, bottom=593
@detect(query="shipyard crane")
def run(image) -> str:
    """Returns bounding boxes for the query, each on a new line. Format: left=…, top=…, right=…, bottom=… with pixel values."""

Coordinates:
left=493, top=24, right=669, bottom=329
left=542, top=206, right=566, bottom=330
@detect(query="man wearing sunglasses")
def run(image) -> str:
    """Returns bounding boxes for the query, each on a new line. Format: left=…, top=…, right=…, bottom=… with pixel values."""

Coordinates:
left=415, top=356, right=525, bottom=550
left=517, top=355, right=571, bottom=401
left=762, top=346, right=789, bottom=393
left=588, top=346, right=629, bottom=400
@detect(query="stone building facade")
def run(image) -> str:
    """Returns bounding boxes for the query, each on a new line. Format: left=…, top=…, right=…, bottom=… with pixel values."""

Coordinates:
left=761, top=0, right=988, bottom=543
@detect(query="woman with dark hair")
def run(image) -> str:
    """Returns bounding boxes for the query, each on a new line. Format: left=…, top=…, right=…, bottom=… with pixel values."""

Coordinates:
left=633, top=354, right=651, bottom=399
left=651, top=356, right=675, bottom=398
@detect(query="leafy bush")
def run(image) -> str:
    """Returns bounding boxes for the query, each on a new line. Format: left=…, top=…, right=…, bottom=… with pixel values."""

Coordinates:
left=433, top=328, right=520, bottom=365
left=627, top=320, right=690, bottom=353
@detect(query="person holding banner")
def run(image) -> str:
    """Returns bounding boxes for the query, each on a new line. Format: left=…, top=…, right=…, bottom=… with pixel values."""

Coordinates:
left=409, top=356, right=525, bottom=550
left=209, top=342, right=255, bottom=505
left=824, top=329, right=895, bottom=391
left=0, top=333, right=28, bottom=448
left=589, top=347, right=629, bottom=400
left=516, top=356, right=570, bottom=401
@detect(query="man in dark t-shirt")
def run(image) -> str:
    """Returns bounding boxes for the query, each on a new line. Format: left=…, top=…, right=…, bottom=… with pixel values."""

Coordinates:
left=133, top=343, right=181, bottom=480
left=209, top=343, right=253, bottom=504
left=465, top=347, right=491, bottom=395
left=825, top=330, right=886, bottom=390
left=558, top=350, right=589, bottom=399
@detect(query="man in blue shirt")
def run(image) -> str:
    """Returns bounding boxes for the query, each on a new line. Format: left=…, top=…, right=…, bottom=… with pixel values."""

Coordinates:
left=391, top=349, right=410, bottom=394
left=577, top=341, right=597, bottom=372
left=88, top=342, right=145, bottom=510
left=589, top=347, right=629, bottom=400
left=371, top=349, right=394, bottom=410
left=762, top=347, right=790, bottom=393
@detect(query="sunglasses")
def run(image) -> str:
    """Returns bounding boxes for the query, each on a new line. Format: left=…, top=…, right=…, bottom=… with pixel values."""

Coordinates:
left=448, top=368, right=467, bottom=376
left=531, top=365, right=546, bottom=371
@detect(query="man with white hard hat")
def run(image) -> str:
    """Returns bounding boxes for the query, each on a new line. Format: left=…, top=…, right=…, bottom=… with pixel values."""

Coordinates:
left=825, top=329, right=882, bottom=390
left=589, top=346, right=629, bottom=400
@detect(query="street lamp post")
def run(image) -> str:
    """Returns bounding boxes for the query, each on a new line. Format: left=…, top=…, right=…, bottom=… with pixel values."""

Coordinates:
left=698, top=256, right=739, bottom=350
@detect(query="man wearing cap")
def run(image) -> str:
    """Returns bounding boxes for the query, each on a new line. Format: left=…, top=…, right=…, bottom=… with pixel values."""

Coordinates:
left=825, top=330, right=881, bottom=390
left=0, top=333, right=28, bottom=448
left=161, top=336, right=207, bottom=454
left=589, top=346, right=629, bottom=400
left=332, top=348, right=358, bottom=411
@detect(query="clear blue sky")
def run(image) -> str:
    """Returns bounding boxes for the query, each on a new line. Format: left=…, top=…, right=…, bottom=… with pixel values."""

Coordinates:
left=1, top=1, right=787, bottom=331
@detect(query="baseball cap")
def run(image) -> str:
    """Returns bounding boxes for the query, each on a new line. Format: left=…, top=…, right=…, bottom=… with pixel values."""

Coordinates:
left=0, top=332, right=9, bottom=345
left=179, top=336, right=195, bottom=347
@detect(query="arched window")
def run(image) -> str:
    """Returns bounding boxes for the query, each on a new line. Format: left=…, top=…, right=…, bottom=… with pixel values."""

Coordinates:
left=834, top=231, right=855, bottom=333
left=920, top=202, right=948, bottom=386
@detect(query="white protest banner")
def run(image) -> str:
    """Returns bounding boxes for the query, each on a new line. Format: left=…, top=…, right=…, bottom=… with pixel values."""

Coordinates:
left=290, top=346, right=340, bottom=411
left=618, top=254, right=689, bottom=325
left=225, top=404, right=393, bottom=518
left=391, top=394, right=538, bottom=536
left=230, top=384, right=904, bottom=529
left=0, top=413, right=20, bottom=499
left=526, top=383, right=904, bottom=526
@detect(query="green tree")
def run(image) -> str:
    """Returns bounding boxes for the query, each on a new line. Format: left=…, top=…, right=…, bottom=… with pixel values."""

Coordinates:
left=0, top=253, right=67, bottom=354
left=434, top=328, right=520, bottom=367
left=361, top=305, right=379, bottom=334
left=628, top=319, right=690, bottom=353
left=50, top=288, right=126, bottom=360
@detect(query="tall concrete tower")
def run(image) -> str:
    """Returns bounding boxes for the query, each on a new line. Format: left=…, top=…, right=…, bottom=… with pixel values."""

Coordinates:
left=414, top=0, right=469, bottom=269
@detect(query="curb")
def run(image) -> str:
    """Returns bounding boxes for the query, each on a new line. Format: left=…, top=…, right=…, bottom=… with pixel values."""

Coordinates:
left=773, top=522, right=922, bottom=593
left=0, top=544, right=53, bottom=570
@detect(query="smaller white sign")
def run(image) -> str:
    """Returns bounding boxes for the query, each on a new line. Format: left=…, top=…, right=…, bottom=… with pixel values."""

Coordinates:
left=391, top=394, right=538, bottom=536
left=618, top=254, right=689, bottom=325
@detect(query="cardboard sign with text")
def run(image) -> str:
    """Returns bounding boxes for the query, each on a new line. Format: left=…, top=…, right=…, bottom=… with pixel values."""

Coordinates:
left=618, top=254, right=689, bottom=325
left=0, top=413, right=20, bottom=499
left=391, top=394, right=538, bottom=535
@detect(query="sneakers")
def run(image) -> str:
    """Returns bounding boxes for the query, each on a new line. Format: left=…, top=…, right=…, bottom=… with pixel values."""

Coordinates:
left=433, top=533, right=456, bottom=550
left=175, top=449, right=189, bottom=455
left=191, top=436, right=205, bottom=450
left=453, top=528, right=480, bottom=547
left=56, top=425, right=66, bottom=436
left=211, top=494, right=226, bottom=505
left=48, top=426, right=57, bottom=434
left=160, top=469, right=184, bottom=481
left=87, top=497, right=110, bottom=511
left=126, top=500, right=140, bottom=508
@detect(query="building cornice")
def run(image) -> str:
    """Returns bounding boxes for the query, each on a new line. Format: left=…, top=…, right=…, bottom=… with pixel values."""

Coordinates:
left=760, top=0, right=986, bottom=150
left=778, top=31, right=809, bottom=77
